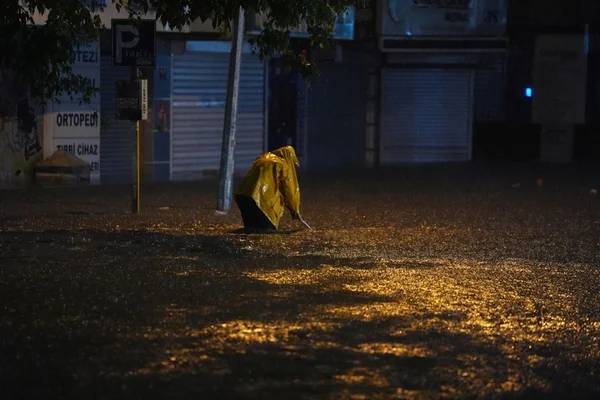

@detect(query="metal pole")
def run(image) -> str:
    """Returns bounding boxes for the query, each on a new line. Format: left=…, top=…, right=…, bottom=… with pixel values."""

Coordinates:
left=131, top=67, right=142, bottom=215
left=132, top=119, right=141, bottom=214
left=136, top=119, right=142, bottom=213
left=217, top=6, right=245, bottom=213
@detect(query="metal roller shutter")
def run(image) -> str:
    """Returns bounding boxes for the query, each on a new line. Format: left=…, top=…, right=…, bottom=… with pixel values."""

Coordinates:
left=100, top=56, right=134, bottom=183
left=306, top=60, right=366, bottom=170
left=474, top=64, right=505, bottom=122
left=171, top=48, right=264, bottom=181
left=380, top=69, right=473, bottom=163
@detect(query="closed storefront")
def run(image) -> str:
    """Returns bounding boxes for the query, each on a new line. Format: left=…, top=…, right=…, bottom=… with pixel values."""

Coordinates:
left=377, top=0, right=506, bottom=164
left=380, top=68, right=474, bottom=163
left=474, top=57, right=506, bottom=123
left=170, top=41, right=265, bottom=181
left=306, top=50, right=369, bottom=170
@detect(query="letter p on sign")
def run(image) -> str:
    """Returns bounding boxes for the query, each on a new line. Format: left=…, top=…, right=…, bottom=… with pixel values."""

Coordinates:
left=112, top=20, right=155, bottom=67
left=114, top=24, right=139, bottom=64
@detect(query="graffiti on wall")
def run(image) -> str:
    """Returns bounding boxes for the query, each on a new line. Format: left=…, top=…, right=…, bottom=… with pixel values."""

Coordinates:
left=0, top=99, right=42, bottom=185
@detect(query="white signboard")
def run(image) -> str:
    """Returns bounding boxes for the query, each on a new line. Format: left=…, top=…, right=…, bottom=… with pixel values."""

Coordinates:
left=380, top=0, right=507, bottom=37
left=53, top=138, right=101, bottom=174
left=140, top=79, right=148, bottom=120
left=46, top=108, right=100, bottom=138
left=44, top=41, right=101, bottom=183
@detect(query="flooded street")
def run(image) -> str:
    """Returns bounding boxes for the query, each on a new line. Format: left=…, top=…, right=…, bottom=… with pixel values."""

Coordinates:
left=1, top=163, right=600, bottom=399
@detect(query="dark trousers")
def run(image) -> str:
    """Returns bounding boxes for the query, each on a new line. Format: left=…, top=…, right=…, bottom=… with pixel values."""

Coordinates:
left=235, top=195, right=276, bottom=231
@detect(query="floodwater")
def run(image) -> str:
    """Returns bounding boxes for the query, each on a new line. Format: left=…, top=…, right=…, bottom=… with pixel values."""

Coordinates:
left=1, top=163, right=599, bottom=399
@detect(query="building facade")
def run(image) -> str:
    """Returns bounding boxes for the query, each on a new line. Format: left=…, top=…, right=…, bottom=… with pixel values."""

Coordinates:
left=2, top=0, right=599, bottom=187
left=375, top=0, right=508, bottom=164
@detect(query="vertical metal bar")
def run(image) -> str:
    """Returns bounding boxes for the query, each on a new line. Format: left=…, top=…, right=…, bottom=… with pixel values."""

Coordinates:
left=217, top=6, right=245, bottom=213
left=131, top=67, right=143, bottom=215
left=130, top=66, right=139, bottom=214
left=132, top=119, right=141, bottom=214
left=137, top=119, right=141, bottom=213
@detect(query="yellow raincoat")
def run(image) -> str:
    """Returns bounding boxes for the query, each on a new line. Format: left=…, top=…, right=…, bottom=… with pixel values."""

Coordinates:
left=235, top=146, right=302, bottom=229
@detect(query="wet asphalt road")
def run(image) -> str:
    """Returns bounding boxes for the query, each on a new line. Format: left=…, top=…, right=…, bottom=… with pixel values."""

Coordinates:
left=1, top=163, right=599, bottom=399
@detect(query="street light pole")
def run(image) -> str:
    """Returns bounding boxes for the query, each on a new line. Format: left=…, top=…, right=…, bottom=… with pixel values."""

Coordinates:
left=217, top=6, right=245, bottom=213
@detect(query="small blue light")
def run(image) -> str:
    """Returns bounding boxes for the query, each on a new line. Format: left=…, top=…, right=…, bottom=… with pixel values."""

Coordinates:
left=525, top=87, right=533, bottom=98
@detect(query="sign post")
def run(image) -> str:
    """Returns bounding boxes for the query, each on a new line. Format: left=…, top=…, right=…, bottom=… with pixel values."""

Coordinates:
left=112, top=19, right=155, bottom=214
left=134, top=119, right=141, bottom=213
left=130, top=77, right=147, bottom=214
left=134, top=78, right=148, bottom=213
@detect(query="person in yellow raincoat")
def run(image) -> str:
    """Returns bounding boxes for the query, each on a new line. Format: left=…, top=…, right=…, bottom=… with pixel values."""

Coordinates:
left=235, top=146, right=309, bottom=231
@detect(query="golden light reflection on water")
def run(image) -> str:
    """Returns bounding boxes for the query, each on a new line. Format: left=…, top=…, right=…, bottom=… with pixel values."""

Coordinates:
left=356, top=342, right=432, bottom=358
left=193, top=320, right=336, bottom=344
left=334, top=367, right=389, bottom=387
left=130, top=253, right=600, bottom=397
